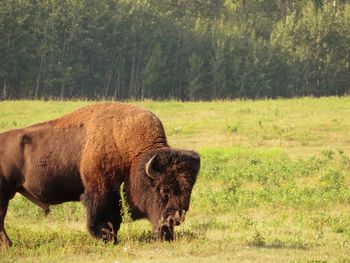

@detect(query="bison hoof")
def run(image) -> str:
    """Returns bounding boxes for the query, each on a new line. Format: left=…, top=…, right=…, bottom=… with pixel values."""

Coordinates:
left=0, top=237, right=12, bottom=250
left=100, top=225, right=117, bottom=244
left=158, top=225, right=175, bottom=242
left=44, top=208, right=50, bottom=216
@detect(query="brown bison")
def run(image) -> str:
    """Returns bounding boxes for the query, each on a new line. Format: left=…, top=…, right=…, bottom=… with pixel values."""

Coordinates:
left=0, top=103, right=200, bottom=248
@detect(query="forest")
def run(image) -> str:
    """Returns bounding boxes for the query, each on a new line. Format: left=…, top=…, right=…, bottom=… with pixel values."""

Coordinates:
left=1, top=0, right=350, bottom=100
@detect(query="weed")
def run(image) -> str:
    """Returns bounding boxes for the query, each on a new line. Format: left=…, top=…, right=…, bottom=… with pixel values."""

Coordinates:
left=247, top=227, right=266, bottom=247
left=120, top=182, right=132, bottom=224
left=119, top=182, right=134, bottom=243
left=227, top=122, right=241, bottom=133
left=169, top=125, right=182, bottom=135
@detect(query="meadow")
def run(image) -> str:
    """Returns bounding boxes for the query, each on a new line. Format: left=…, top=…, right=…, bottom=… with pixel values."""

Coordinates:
left=1, top=97, right=350, bottom=262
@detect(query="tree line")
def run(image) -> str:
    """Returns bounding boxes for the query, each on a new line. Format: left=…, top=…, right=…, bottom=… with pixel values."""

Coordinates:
left=1, top=0, right=350, bottom=100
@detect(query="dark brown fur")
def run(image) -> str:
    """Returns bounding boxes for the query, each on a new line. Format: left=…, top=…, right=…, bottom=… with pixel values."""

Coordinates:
left=0, top=103, right=200, bottom=248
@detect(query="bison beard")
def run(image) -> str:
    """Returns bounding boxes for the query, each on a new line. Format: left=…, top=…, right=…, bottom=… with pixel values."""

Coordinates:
left=0, top=103, right=200, bottom=248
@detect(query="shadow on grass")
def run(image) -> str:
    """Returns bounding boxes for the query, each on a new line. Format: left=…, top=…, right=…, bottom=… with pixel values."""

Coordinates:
left=246, top=238, right=309, bottom=250
left=120, top=228, right=203, bottom=243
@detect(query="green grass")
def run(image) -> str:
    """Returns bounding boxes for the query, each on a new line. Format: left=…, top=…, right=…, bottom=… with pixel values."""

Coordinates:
left=1, top=97, right=350, bottom=262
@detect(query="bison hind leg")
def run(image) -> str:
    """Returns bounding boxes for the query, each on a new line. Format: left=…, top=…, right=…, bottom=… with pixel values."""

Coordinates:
left=0, top=177, right=15, bottom=249
left=81, top=190, right=122, bottom=244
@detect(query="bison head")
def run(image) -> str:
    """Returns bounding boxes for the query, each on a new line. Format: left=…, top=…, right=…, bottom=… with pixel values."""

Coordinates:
left=137, top=148, right=200, bottom=241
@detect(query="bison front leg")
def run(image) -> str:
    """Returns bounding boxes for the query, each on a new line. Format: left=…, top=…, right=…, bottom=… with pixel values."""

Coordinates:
left=0, top=177, right=14, bottom=249
left=81, top=189, right=122, bottom=244
left=79, top=150, right=123, bottom=244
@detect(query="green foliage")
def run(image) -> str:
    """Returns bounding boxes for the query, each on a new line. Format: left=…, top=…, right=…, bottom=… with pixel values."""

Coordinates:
left=196, top=147, right=350, bottom=211
left=1, top=1, right=350, bottom=100
left=271, top=2, right=350, bottom=97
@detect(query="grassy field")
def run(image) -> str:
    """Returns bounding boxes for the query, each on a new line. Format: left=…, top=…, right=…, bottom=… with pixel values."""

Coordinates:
left=1, top=97, right=350, bottom=262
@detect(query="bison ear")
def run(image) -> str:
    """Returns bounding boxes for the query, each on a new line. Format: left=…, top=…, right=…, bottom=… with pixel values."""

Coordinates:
left=145, top=154, right=161, bottom=180
left=190, top=152, right=201, bottom=171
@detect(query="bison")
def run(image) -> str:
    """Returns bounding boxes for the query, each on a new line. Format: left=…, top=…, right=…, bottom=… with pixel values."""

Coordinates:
left=0, top=103, right=200, bottom=248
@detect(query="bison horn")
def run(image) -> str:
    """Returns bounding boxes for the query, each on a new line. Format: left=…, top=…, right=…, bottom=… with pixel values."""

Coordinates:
left=145, top=154, right=161, bottom=180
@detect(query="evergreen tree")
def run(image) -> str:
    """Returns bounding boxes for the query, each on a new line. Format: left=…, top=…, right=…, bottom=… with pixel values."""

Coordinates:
left=0, top=0, right=349, bottom=100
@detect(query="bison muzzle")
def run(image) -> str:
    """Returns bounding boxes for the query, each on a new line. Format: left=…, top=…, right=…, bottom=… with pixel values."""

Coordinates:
left=0, top=103, right=200, bottom=248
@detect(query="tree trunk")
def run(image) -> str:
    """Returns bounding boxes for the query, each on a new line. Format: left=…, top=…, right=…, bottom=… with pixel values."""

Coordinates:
left=2, top=79, right=7, bottom=99
left=35, top=0, right=49, bottom=99
left=129, top=54, right=136, bottom=98
left=35, top=56, right=44, bottom=99
left=3, top=2, right=12, bottom=99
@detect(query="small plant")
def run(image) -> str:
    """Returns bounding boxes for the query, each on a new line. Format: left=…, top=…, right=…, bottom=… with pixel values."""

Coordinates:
left=225, top=177, right=241, bottom=194
left=248, top=227, right=266, bottom=247
left=227, top=122, right=241, bottom=134
left=120, top=182, right=133, bottom=242
left=321, top=149, right=335, bottom=160
left=239, top=107, right=252, bottom=113
left=240, top=215, right=255, bottom=229
left=299, top=131, right=311, bottom=146
left=169, top=125, right=182, bottom=135
left=120, top=182, right=132, bottom=224
left=320, top=168, right=345, bottom=191
left=337, top=149, right=350, bottom=167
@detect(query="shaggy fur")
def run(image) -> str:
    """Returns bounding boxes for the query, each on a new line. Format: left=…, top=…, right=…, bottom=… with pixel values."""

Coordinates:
left=0, top=103, right=200, bottom=248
